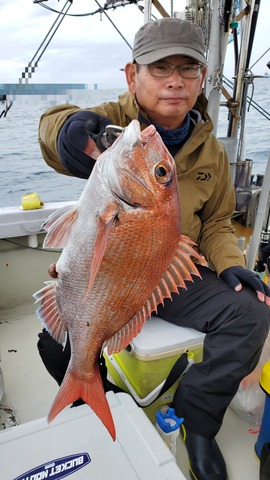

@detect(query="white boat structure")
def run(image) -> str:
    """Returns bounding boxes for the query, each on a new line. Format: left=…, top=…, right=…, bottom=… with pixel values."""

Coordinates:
left=1, top=1, right=270, bottom=479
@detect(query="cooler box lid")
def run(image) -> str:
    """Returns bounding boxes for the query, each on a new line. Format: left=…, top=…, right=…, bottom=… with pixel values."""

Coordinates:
left=0, top=392, right=186, bottom=480
left=130, top=316, right=205, bottom=356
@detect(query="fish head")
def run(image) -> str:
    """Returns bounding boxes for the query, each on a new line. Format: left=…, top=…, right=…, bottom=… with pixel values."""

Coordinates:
left=97, top=120, right=180, bottom=212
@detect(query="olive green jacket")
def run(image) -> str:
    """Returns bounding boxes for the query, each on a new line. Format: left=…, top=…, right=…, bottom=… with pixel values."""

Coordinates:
left=38, top=91, right=245, bottom=275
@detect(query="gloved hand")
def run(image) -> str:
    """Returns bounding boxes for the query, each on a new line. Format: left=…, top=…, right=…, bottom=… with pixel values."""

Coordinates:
left=220, top=266, right=270, bottom=306
left=57, top=111, right=112, bottom=178
left=90, top=124, right=124, bottom=152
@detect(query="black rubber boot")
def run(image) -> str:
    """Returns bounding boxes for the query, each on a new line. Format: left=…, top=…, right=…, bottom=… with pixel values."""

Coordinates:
left=181, top=425, right=228, bottom=480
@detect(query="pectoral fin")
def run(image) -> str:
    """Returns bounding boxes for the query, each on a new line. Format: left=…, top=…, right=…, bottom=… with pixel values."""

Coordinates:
left=84, top=202, right=118, bottom=300
left=43, top=205, right=78, bottom=249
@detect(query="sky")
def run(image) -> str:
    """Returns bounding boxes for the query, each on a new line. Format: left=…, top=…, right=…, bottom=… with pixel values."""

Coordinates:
left=1, top=0, right=269, bottom=89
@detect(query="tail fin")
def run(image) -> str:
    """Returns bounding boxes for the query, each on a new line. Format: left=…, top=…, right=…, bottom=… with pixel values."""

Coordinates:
left=48, top=366, right=116, bottom=440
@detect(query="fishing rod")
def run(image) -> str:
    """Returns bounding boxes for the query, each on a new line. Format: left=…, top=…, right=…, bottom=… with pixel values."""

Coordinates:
left=254, top=208, right=270, bottom=273
left=246, top=153, right=270, bottom=272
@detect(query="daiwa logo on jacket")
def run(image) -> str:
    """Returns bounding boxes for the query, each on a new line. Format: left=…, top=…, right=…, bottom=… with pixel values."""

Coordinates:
left=14, top=453, right=91, bottom=480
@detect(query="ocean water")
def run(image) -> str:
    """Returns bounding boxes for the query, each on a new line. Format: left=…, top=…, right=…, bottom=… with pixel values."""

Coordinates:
left=0, top=81, right=269, bottom=208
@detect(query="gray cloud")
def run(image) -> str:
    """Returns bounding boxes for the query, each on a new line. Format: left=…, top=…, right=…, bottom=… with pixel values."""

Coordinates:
left=1, top=0, right=269, bottom=88
left=1, top=0, right=145, bottom=87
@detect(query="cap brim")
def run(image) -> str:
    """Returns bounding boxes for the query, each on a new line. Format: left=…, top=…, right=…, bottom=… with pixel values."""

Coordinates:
left=135, top=46, right=207, bottom=65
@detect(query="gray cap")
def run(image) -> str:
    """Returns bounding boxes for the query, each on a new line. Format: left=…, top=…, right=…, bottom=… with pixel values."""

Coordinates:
left=132, top=17, right=207, bottom=65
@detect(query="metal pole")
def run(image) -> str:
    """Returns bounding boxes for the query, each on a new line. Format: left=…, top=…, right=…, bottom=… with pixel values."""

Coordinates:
left=230, top=0, right=255, bottom=137
left=144, top=0, right=152, bottom=23
left=205, top=0, right=228, bottom=135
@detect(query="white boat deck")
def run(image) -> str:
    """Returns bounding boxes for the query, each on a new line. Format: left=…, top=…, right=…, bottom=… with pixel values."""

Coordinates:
left=0, top=301, right=262, bottom=480
left=0, top=218, right=263, bottom=479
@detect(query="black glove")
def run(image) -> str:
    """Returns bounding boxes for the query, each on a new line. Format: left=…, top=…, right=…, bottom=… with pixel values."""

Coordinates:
left=220, top=266, right=270, bottom=303
left=57, top=111, right=112, bottom=179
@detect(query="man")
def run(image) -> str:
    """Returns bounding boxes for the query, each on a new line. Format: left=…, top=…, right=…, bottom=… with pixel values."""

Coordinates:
left=38, top=17, right=270, bottom=480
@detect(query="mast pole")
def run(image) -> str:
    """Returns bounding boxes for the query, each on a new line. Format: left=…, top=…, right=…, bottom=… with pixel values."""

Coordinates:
left=204, top=0, right=229, bottom=136
left=144, top=0, right=152, bottom=23
left=229, top=0, right=256, bottom=138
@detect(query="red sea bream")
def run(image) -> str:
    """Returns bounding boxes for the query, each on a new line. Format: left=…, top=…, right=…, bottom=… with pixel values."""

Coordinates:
left=34, top=119, right=204, bottom=440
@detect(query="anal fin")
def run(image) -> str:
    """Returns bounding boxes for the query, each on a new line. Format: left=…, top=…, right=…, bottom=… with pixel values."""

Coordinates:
left=33, top=281, right=67, bottom=347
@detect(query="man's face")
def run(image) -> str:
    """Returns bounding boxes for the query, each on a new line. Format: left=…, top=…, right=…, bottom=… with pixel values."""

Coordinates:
left=125, top=55, right=206, bottom=130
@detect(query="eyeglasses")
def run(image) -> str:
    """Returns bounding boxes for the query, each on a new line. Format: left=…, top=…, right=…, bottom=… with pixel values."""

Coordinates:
left=146, top=62, right=204, bottom=79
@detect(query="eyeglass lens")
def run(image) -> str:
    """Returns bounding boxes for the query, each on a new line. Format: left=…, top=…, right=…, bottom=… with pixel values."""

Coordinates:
left=147, top=63, right=203, bottom=78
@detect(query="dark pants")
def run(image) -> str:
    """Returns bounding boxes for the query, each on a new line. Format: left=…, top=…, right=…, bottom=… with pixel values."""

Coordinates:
left=37, top=265, right=270, bottom=438
left=157, top=265, right=270, bottom=438
left=37, top=330, right=71, bottom=387
left=37, top=331, right=119, bottom=394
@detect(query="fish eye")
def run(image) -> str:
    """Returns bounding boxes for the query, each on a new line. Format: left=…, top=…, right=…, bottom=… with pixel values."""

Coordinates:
left=155, top=163, right=173, bottom=184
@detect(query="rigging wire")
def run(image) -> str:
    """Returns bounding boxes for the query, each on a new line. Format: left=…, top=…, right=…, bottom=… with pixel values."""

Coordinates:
left=21, top=0, right=146, bottom=82
left=1, top=0, right=148, bottom=117
left=226, top=0, right=266, bottom=136
left=20, top=0, right=73, bottom=82
left=37, top=0, right=142, bottom=17
left=250, top=47, right=270, bottom=70
left=223, top=75, right=270, bottom=121
left=93, top=0, right=132, bottom=49
left=34, top=0, right=148, bottom=56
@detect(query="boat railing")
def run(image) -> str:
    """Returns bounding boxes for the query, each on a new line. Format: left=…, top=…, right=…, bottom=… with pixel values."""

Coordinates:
left=0, top=201, right=76, bottom=246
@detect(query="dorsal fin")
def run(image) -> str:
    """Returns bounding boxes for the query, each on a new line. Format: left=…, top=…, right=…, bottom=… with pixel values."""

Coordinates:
left=104, top=235, right=205, bottom=355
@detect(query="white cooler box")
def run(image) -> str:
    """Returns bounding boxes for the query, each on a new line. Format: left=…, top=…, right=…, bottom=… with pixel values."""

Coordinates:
left=0, top=391, right=186, bottom=480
